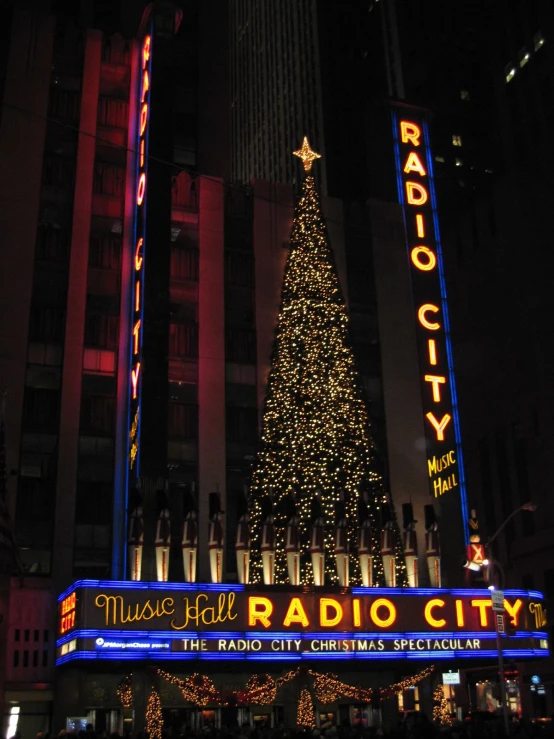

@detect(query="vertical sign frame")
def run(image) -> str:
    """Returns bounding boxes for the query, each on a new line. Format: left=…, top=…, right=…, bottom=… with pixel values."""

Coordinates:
left=391, top=107, right=469, bottom=545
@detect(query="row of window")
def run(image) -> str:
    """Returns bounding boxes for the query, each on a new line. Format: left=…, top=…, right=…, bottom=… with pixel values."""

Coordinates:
left=505, top=31, right=545, bottom=83
left=14, top=628, right=49, bottom=643
left=12, top=649, right=49, bottom=668
left=36, top=229, right=200, bottom=284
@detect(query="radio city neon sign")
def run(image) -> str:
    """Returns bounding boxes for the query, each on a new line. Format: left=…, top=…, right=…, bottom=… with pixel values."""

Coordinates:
left=395, top=117, right=462, bottom=499
left=128, top=34, right=151, bottom=472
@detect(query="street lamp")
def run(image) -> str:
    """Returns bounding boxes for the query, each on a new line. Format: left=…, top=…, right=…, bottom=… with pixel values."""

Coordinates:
left=484, top=502, right=537, bottom=734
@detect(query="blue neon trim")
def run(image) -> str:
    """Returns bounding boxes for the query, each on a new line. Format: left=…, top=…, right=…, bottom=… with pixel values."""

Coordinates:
left=422, top=118, right=469, bottom=544
left=57, top=581, right=544, bottom=601
left=57, top=645, right=547, bottom=666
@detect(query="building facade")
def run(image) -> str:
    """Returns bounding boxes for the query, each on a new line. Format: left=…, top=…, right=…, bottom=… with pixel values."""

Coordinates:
left=0, top=0, right=550, bottom=733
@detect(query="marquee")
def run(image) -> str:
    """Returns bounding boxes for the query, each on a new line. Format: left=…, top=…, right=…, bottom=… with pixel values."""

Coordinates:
left=57, top=581, right=549, bottom=664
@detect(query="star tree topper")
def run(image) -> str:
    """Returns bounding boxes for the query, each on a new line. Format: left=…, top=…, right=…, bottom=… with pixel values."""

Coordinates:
left=293, top=136, right=322, bottom=172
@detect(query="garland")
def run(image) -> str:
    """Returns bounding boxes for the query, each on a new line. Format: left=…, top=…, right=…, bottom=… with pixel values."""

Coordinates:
left=297, top=688, right=315, bottom=728
left=118, top=665, right=434, bottom=728
left=116, top=674, right=133, bottom=709
left=146, top=689, right=163, bottom=739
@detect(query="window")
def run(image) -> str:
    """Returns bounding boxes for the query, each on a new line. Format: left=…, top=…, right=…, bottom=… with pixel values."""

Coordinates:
left=519, top=48, right=530, bottom=68
left=89, top=234, right=121, bottom=270
left=48, top=88, right=80, bottom=122
left=226, top=406, right=258, bottom=444
left=13, top=651, right=19, bottom=667
left=36, top=226, right=69, bottom=263
left=22, top=388, right=60, bottom=431
left=460, top=90, right=470, bottom=101
left=226, top=327, right=256, bottom=364
left=75, top=482, right=113, bottom=523
left=505, top=65, right=516, bottom=83
left=97, top=97, right=128, bottom=128
left=169, top=322, right=198, bottom=358
left=29, top=306, right=65, bottom=344
left=170, top=246, right=199, bottom=281
left=168, top=403, right=198, bottom=439
left=80, top=395, right=116, bottom=435
left=43, top=154, right=75, bottom=188
left=452, top=135, right=462, bottom=147
left=93, top=163, right=125, bottom=197
left=84, top=314, right=119, bottom=350
left=225, top=251, right=255, bottom=287
left=533, top=32, right=545, bottom=52
left=17, top=478, right=55, bottom=522
left=435, top=155, right=445, bottom=163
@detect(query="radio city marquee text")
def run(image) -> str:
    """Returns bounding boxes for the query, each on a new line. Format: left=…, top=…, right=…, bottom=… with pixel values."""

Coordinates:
left=128, top=33, right=152, bottom=473
left=85, top=590, right=531, bottom=632
left=396, top=118, right=458, bottom=498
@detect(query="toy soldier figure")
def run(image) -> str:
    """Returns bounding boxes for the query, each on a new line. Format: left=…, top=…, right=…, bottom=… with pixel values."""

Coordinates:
left=335, top=491, right=349, bottom=587
left=424, top=504, right=441, bottom=587
left=155, top=488, right=171, bottom=582
left=208, top=491, right=224, bottom=584
left=402, top=502, right=418, bottom=588
left=357, top=491, right=374, bottom=587
left=260, top=496, right=275, bottom=585
left=380, top=501, right=396, bottom=587
left=182, top=486, right=198, bottom=583
left=235, top=490, right=250, bottom=585
left=310, top=490, right=325, bottom=586
left=465, top=508, right=485, bottom=582
left=284, top=492, right=300, bottom=586
left=127, top=488, right=144, bottom=581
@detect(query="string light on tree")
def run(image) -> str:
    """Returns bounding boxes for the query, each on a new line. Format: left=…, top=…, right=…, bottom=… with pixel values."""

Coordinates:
left=433, top=684, right=452, bottom=726
left=297, top=688, right=315, bottom=728
left=146, top=689, right=163, bottom=739
left=116, top=674, right=133, bottom=709
left=248, top=138, right=406, bottom=586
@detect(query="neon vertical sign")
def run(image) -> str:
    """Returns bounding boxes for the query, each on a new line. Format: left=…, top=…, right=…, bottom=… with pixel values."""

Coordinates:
left=128, top=33, right=152, bottom=479
left=392, top=111, right=469, bottom=545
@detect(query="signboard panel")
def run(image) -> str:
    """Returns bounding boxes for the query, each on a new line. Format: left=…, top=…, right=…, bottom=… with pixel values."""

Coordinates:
left=442, top=671, right=461, bottom=685
left=491, top=590, right=505, bottom=612
left=56, top=581, right=549, bottom=664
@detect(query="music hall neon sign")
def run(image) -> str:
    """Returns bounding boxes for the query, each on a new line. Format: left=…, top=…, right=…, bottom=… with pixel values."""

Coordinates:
left=128, top=33, right=152, bottom=475
left=392, top=111, right=468, bottom=536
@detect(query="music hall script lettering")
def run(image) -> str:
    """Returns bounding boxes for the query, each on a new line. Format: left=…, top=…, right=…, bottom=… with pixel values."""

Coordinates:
left=94, top=592, right=237, bottom=630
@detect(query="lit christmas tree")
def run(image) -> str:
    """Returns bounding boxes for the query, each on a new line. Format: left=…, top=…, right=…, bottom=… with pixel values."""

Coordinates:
left=248, top=137, right=406, bottom=585
left=433, top=684, right=452, bottom=726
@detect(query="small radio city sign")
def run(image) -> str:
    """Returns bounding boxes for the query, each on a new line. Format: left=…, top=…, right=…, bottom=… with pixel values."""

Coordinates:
left=56, top=581, right=548, bottom=664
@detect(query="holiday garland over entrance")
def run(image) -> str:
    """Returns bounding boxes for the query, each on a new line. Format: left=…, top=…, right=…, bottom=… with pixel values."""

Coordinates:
left=117, top=666, right=434, bottom=727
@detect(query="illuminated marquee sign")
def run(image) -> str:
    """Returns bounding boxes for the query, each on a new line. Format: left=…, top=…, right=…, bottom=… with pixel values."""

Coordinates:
left=56, top=581, right=548, bottom=664
left=59, top=591, right=76, bottom=635
left=127, top=32, right=152, bottom=478
left=392, top=110, right=468, bottom=532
